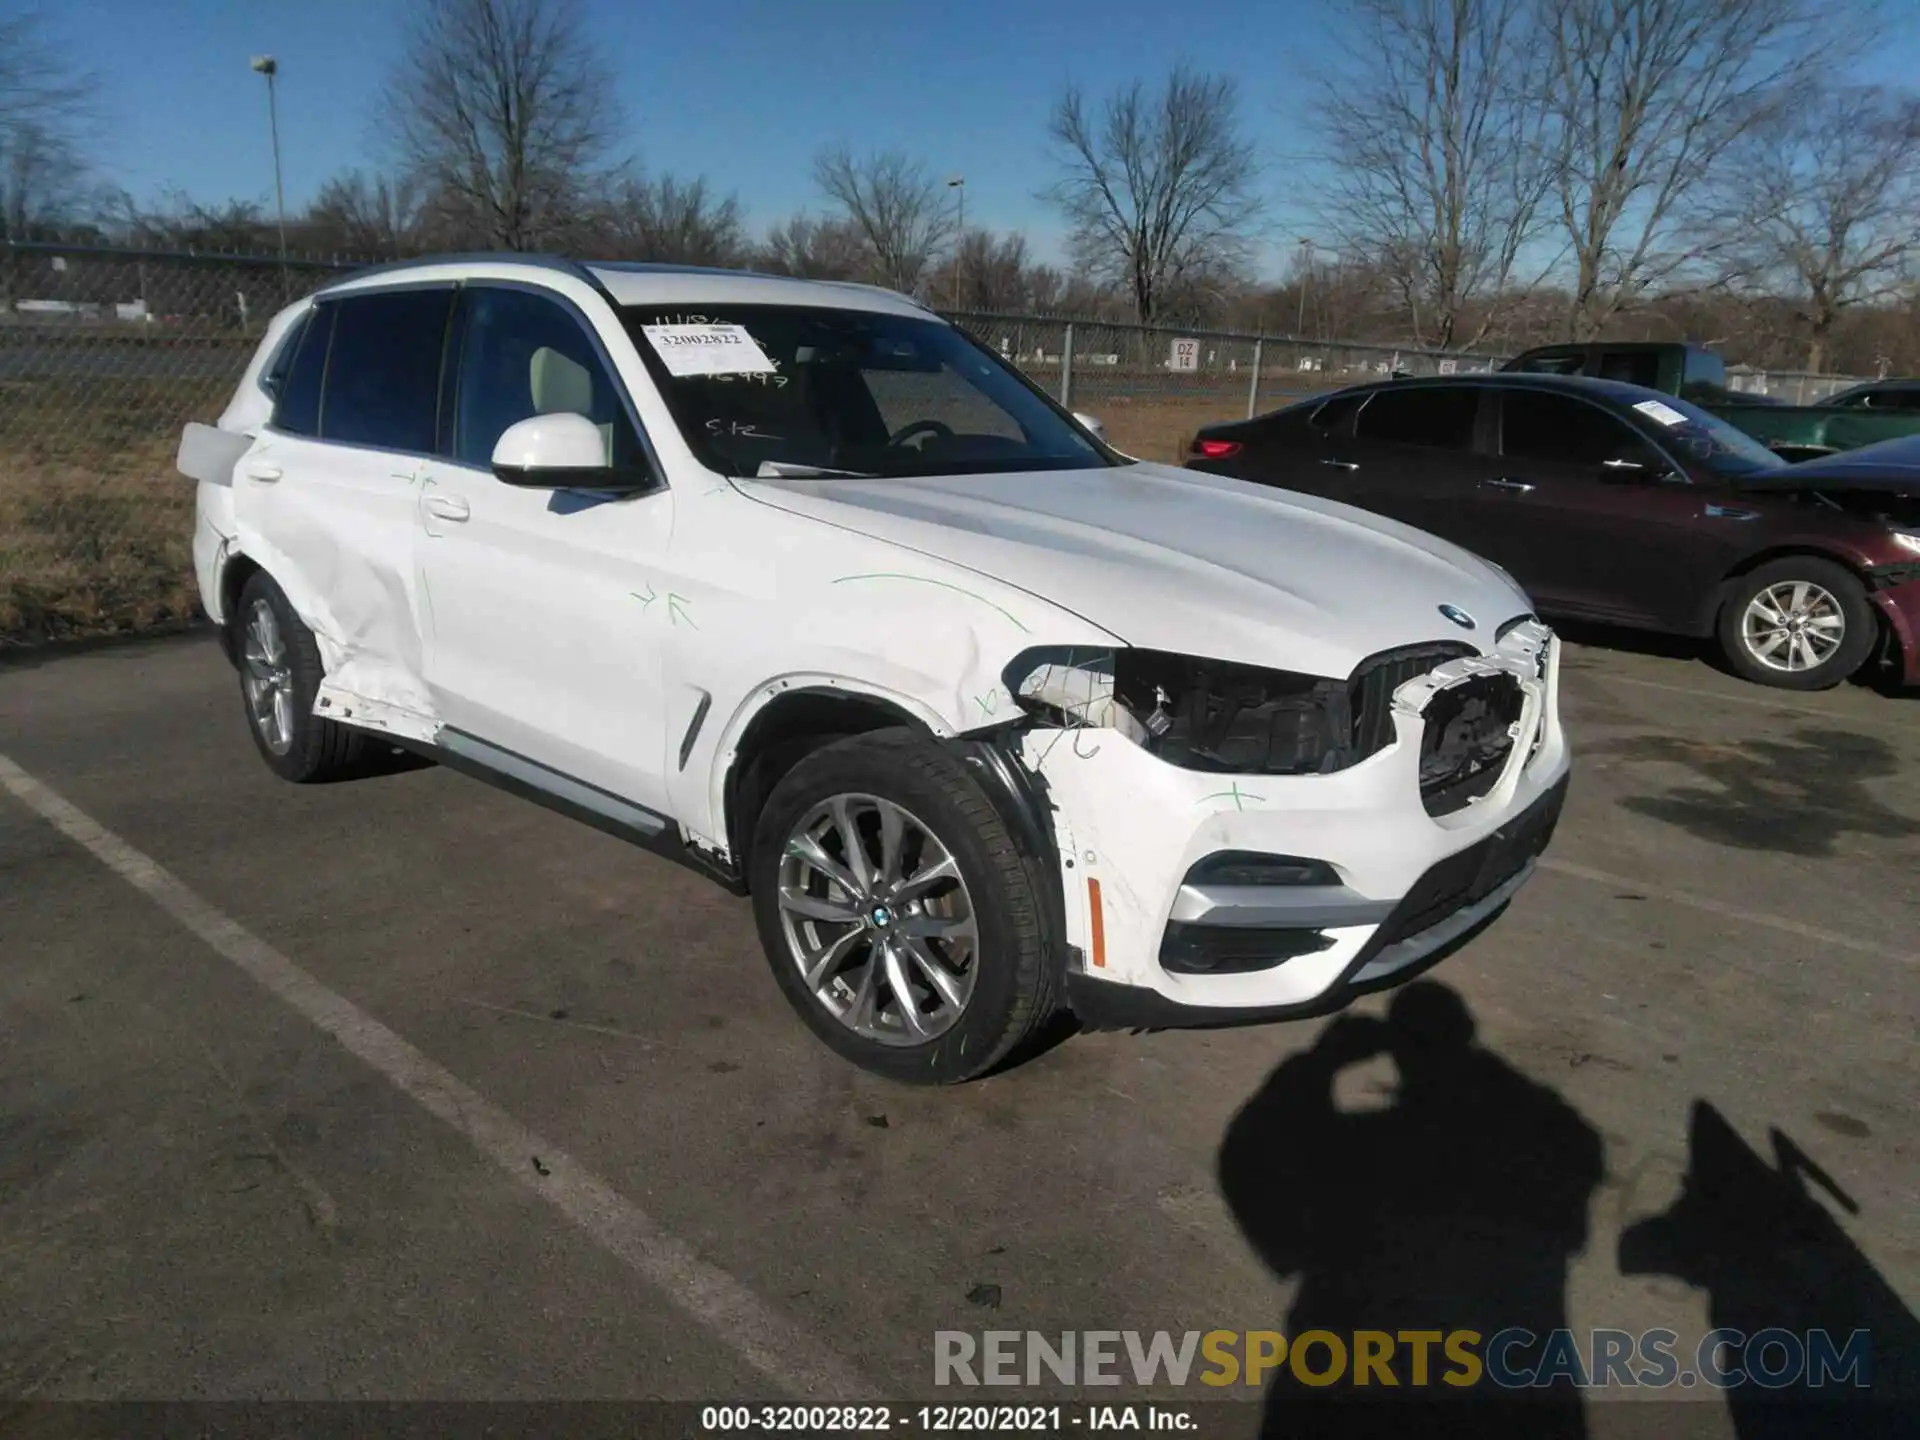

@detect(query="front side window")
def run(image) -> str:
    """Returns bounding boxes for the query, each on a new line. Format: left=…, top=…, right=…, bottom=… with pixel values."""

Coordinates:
left=452, top=287, right=646, bottom=472
left=1502, top=390, right=1663, bottom=469
left=319, top=288, right=453, bottom=453
left=620, top=304, right=1115, bottom=478
left=1354, top=387, right=1479, bottom=450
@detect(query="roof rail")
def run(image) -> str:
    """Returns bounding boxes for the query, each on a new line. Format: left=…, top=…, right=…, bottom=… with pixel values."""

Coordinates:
left=313, top=251, right=597, bottom=294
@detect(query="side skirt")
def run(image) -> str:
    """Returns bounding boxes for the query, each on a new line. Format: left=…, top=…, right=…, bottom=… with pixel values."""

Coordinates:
left=384, top=726, right=747, bottom=895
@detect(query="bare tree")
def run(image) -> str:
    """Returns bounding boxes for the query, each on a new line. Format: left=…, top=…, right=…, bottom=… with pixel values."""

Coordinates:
left=0, top=10, right=96, bottom=239
left=1312, top=0, right=1553, bottom=349
left=1541, top=0, right=1847, bottom=339
left=931, top=229, right=1042, bottom=311
left=1712, top=85, right=1920, bottom=372
left=304, top=170, right=429, bottom=257
left=1045, top=67, right=1259, bottom=325
left=389, top=0, right=620, bottom=251
left=589, top=174, right=747, bottom=266
left=757, top=213, right=870, bottom=281
left=812, top=147, right=956, bottom=293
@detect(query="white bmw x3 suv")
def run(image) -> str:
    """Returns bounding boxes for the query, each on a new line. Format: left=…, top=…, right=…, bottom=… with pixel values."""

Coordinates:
left=180, top=255, right=1569, bottom=1082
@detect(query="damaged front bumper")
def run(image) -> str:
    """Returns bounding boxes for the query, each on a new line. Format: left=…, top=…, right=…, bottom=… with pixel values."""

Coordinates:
left=1021, top=625, right=1570, bottom=1029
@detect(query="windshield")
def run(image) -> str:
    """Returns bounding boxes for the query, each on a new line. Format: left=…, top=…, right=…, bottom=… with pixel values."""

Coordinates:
left=1635, top=394, right=1785, bottom=477
left=621, top=304, right=1117, bottom=479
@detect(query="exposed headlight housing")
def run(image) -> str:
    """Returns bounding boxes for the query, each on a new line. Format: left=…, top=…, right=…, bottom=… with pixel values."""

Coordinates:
left=1003, top=641, right=1475, bottom=776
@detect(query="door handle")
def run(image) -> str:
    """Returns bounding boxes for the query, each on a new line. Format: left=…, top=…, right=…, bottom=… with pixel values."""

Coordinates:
left=245, top=463, right=282, bottom=483
left=424, top=494, right=471, bottom=522
left=1320, top=458, right=1360, bottom=471
left=1482, top=477, right=1535, bottom=493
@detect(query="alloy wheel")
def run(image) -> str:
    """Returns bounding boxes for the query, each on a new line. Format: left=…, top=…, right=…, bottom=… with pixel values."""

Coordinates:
left=1740, top=580, right=1846, bottom=674
left=241, top=598, right=296, bottom=754
left=775, top=793, right=979, bottom=1046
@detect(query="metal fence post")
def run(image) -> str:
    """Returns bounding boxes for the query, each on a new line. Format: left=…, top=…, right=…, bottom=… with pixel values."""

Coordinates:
left=1247, top=338, right=1263, bottom=419
left=1060, top=322, right=1075, bottom=409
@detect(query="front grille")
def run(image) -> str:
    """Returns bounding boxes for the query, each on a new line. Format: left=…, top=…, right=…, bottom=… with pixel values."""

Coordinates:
left=1347, top=642, right=1476, bottom=763
left=1418, top=673, right=1525, bottom=816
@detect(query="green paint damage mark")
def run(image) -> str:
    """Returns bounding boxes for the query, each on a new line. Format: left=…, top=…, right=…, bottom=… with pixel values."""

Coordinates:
left=631, top=585, right=658, bottom=611
left=832, top=573, right=1032, bottom=634
left=1198, top=782, right=1264, bottom=812
left=973, top=687, right=1002, bottom=717
left=667, top=593, right=697, bottom=628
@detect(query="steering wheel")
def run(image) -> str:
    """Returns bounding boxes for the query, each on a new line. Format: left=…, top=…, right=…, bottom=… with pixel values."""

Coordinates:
left=889, top=419, right=955, bottom=450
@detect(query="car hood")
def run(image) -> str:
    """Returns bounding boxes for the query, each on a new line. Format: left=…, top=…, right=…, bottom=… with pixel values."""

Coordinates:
left=740, top=461, right=1531, bottom=677
left=1742, top=435, right=1920, bottom=492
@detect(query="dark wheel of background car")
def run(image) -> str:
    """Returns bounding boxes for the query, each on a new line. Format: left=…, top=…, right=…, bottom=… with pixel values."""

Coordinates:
left=748, top=727, right=1056, bottom=1083
left=1716, top=556, right=1877, bottom=691
left=234, top=570, right=370, bottom=782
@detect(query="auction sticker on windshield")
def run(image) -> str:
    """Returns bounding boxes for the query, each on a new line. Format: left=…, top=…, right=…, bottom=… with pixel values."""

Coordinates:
left=1632, top=399, right=1689, bottom=428
left=642, top=323, right=777, bottom=377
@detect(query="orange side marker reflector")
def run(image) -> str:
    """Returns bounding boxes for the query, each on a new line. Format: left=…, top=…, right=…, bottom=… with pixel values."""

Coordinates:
left=1087, top=877, right=1106, bottom=968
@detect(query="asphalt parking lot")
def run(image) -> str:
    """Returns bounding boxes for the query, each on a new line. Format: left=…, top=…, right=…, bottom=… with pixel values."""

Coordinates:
left=2, top=630, right=1916, bottom=1433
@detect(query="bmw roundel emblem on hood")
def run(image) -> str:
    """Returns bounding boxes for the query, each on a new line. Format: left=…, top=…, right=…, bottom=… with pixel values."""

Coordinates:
left=1438, top=604, right=1477, bottom=630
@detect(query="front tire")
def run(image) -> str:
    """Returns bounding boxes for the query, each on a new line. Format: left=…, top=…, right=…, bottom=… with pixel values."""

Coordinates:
left=1717, top=557, right=1876, bottom=691
left=233, top=571, right=369, bottom=782
left=748, top=728, right=1056, bottom=1084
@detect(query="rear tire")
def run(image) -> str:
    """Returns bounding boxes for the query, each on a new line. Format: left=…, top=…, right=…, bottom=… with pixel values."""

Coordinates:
left=748, top=728, right=1057, bottom=1084
left=1717, top=556, right=1875, bottom=691
left=233, top=571, right=369, bottom=782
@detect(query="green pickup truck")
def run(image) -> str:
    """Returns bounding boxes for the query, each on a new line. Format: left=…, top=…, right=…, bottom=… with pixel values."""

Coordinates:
left=1500, top=341, right=1920, bottom=463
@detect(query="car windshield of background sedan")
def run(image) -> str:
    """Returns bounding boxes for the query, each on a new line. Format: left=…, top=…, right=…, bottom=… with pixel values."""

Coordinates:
left=621, top=305, right=1116, bottom=479
left=1649, top=395, right=1785, bottom=477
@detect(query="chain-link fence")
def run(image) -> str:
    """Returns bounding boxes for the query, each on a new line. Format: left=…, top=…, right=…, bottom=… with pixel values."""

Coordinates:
left=946, top=312, right=1507, bottom=462
left=1723, top=369, right=1865, bottom=405
left=0, top=241, right=1883, bottom=645
left=1, top=241, right=353, bottom=643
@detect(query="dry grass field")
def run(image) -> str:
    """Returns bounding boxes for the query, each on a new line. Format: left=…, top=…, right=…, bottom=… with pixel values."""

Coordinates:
left=0, top=375, right=215, bottom=645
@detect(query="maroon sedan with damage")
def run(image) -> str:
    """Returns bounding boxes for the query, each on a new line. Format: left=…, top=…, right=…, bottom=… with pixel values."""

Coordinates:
left=1186, top=374, right=1920, bottom=691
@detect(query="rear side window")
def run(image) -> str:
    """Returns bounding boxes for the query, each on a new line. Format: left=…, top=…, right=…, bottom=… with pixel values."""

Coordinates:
left=1507, top=350, right=1586, bottom=376
left=1309, top=392, right=1368, bottom=432
left=271, top=306, right=332, bottom=437
left=1355, top=387, right=1479, bottom=450
left=320, top=288, right=454, bottom=453
left=259, top=314, right=306, bottom=401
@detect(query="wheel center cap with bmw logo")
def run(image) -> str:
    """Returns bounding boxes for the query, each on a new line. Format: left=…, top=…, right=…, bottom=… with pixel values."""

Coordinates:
left=1439, top=604, right=1477, bottom=630
left=869, top=906, right=893, bottom=929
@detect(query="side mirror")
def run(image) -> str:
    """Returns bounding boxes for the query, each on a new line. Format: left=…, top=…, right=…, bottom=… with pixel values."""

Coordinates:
left=1073, top=411, right=1108, bottom=443
left=491, top=413, right=613, bottom=488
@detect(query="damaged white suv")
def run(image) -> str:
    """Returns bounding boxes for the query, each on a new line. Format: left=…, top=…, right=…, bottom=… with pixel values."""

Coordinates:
left=181, top=256, right=1569, bottom=1083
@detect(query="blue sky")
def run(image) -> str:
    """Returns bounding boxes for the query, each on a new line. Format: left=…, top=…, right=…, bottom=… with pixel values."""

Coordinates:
left=45, top=0, right=1920, bottom=278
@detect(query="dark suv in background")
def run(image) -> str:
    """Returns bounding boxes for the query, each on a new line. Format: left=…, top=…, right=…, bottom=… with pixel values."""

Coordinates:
left=1187, top=374, right=1920, bottom=691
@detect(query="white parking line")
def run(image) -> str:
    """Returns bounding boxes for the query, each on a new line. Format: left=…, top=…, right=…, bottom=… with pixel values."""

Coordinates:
left=0, top=752, right=866, bottom=1399
left=1539, top=856, right=1915, bottom=965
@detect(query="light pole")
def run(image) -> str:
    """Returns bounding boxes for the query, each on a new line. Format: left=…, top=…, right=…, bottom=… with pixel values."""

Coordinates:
left=250, top=55, right=289, bottom=272
left=947, top=176, right=965, bottom=310
left=1296, top=238, right=1315, bottom=336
